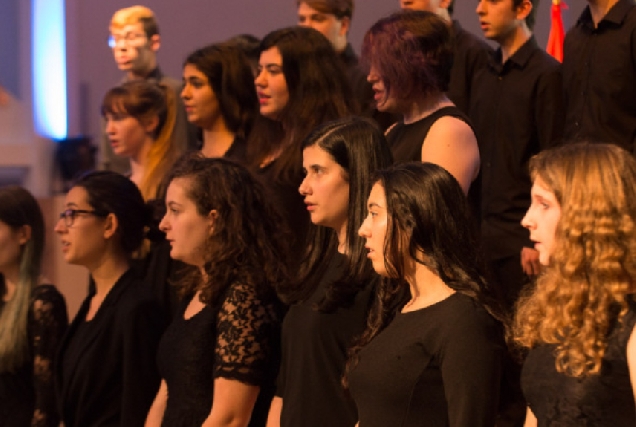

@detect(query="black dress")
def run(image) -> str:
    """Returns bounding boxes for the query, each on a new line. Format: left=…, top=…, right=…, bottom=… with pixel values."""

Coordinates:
left=56, top=268, right=164, bottom=427
left=386, top=106, right=473, bottom=165
left=521, top=301, right=636, bottom=426
left=349, top=293, right=503, bottom=427
left=278, top=252, right=375, bottom=427
left=156, top=282, right=283, bottom=427
left=0, top=284, right=68, bottom=427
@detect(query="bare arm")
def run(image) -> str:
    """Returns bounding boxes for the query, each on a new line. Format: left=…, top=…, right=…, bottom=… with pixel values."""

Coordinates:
left=201, top=378, right=260, bottom=427
left=145, top=380, right=168, bottom=427
left=523, top=407, right=538, bottom=427
left=265, top=396, right=282, bottom=427
left=421, top=117, right=480, bottom=195
left=626, top=323, right=636, bottom=403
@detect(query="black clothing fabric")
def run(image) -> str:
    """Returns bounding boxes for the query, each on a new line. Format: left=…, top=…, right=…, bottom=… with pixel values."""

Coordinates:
left=386, top=106, right=473, bottom=164
left=56, top=268, right=164, bottom=427
left=521, top=299, right=636, bottom=426
left=470, top=37, right=563, bottom=260
left=100, top=67, right=199, bottom=174
left=156, top=282, right=283, bottom=427
left=562, top=0, right=636, bottom=152
left=278, top=252, right=375, bottom=427
left=448, top=20, right=493, bottom=115
left=0, top=285, right=67, bottom=427
left=349, top=293, right=503, bottom=427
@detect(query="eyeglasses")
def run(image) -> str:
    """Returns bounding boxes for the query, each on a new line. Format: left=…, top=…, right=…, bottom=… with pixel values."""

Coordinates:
left=108, top=32, right=147, bottom=48
left=59, top=209, right=108, bottom=228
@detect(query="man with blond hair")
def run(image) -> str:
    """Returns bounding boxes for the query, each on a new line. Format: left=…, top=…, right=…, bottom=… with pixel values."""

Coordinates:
left=101, top=5, right=195, bottom=173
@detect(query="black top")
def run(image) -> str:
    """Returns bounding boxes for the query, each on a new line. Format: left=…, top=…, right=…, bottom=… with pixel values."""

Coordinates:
left=278, top=252, right=375, bottom=427
left=386, top=106, right=473, bottom=164
left=470, top=37, right=564, bottom=260
left=448, top=20, right=493, bottom=115
left=349, top=293, right=504, bottom=427
left=0, top=284, right=67, bottom=427
left=522, top=300, right=636, bottom=426
left=562, top=0, right=636, bottom=152
left=56, top=268, right=164, bottom=427
left=156, top=282, right=283, bottom=427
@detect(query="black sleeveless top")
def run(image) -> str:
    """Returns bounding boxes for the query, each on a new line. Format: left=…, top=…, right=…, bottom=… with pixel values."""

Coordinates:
left=386, top=106, right=473, bottom=164
left=521, top=299, right=636, bottom=426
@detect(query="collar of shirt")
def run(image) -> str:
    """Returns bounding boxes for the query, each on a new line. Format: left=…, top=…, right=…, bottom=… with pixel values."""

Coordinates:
left=122, top=66, right=164, bottom=84
left=488, top=36, right=538, bottom=74
left=577, top=0, right=636, bottom=30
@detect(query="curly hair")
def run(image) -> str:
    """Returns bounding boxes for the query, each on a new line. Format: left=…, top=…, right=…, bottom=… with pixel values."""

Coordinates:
left=361, top=10, right=453, bottom=101
left=164, top=154, right=290, bottom=306
left=344, top=162, right=505, bottom=385
left=513, top=143, right=636, bottom=377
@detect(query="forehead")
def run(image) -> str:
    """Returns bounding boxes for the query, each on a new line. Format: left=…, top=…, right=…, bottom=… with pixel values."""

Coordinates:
left=368, top=182, right=386, bottom=205
left=166, top=177, right=195, bottom=203
left=111, top=22, right=145, bottom=36
left=259, top=47, right=282, bottom=65
left=298, top=2, right=335, bottom=16
left=66, top=186, right=89, bottom=206
left=531, top=177, right=556, bottom=199
left=183, top=63, right=208, bottom=80
left=302, top=144, right=335, bottom=165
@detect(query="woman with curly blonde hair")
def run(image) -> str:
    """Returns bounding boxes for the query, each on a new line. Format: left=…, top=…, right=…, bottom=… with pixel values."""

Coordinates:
left=515, top=142, right=636, bottom=426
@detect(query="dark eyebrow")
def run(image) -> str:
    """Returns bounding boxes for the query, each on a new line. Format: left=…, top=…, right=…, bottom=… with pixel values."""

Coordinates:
left=65, top=202, right=79, bottom=208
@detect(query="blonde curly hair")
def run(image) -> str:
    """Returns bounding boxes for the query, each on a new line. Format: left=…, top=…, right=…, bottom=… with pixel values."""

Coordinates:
left=513, top=143, right=636, bottom=377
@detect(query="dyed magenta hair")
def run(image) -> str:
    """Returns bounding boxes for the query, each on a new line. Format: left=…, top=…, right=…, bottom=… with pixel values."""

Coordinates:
left=361, top=10, right=453, bottom=101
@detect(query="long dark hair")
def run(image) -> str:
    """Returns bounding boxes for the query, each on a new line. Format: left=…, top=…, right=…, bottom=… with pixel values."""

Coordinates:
left=163, top=154, right=289, bottom=306
left=284, top=117, right=393, bottom=311
left=345, top=163, right=505, bottom=383
left=0, top=186, right=45, bottom=372
left=248, top=26, right=356, bottom=183
left=183, top=43, right=258, bottom=139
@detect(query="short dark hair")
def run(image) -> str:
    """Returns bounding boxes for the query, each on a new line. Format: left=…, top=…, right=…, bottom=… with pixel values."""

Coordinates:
left=362, top=10, right=453, bottom=100
left=297, top=0, right=354, bottom=19
left=513, top=0, right=537, bottom=29
left=183, top=43, right=258, bottom=139
left=73, top=170, right=148, bottom=254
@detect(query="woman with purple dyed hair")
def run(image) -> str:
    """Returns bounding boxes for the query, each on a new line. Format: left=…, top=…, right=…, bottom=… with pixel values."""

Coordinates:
left=362, top=10, right=479, bottom=194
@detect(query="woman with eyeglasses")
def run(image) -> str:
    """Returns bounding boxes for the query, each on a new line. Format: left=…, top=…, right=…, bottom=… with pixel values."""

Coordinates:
left=0, top=186, right=68, bottom=427
left=54, top=170, right=164, bottom=427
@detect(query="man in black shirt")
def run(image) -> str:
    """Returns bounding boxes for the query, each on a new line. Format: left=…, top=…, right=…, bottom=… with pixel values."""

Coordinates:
left=470, top=0, right=564, bottom=308
left=400, top=0, right=493, bottom=114
left=562, top=0, right=636, bottom=151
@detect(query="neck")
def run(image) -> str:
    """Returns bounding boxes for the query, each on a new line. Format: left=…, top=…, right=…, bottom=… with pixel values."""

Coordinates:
left=334, top=39, right=348, bottom=54
left=402, top=92, right=452, bottom=124
left=499, top=24, right=532, bottom=63
left=1, top=264, right=20, bottom=302
left=588, top=0, right=619, bottom=25
left=89, top=251, right=130, bottom=297
left=201, top=120, right=236, bottom=158
left=437, top=8, right=451, bottom=23
left=336, top=221, right=348, bottom=254
left=129, top=138, right=153, bottom=186
left=126, top=63, right=156, bottom=81
left=403, top=257, right=454, bottom=311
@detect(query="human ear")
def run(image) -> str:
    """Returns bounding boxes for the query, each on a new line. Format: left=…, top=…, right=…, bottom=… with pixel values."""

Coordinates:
left=103, top=213, right=119, bottom=240
left=150, top=34, right=161, bottom=53
left=339, top=16, right=351, bottom=36
left=16, top=225, right=32, bottom=246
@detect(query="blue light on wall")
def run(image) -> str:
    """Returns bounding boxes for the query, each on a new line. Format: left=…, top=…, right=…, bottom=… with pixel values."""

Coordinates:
left=32, top=0, right=68, bottom=139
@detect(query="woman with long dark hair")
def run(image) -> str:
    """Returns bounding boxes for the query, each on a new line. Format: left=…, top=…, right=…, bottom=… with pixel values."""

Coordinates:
left=515, top=143, right=636, bottom=426
left=0, top=186, right=67, bottom=427
left=267, top=117, right=393, bottom=427
left=54, top=171, right=164, bottom=427
left=250, top=26, right=357, bottom=255
left=145, top=156, right=288, bottom=427
left=362, top=11, right=479, bottom=194
left=181, top=43, right=258, bottom=162
left=348, top=162, right=504, bottom=426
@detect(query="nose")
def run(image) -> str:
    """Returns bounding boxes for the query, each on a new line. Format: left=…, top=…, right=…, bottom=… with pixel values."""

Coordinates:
left=105, top=119, right=115, bottom=134
left=255, top=70, right=266, bottom=88
left=476, top=0, right=485, bottom=14
left=54, top=217, right=67, bottom=234
left=358, top=216, right=371, bottom=238
left=298, top=175, right=311, bottom=196
left=181, top=83, right=191, bottom=100
left=158, top=213, right=169, bottom=232
left=521, top=207, right=533, bottom=230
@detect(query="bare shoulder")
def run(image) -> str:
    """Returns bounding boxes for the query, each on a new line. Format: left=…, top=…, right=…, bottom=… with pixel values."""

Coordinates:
left=425, top=116, right=477, bottom=147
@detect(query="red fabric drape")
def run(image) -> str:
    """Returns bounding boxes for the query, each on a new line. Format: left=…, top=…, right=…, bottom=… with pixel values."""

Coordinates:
left=547, top=0, right=567, bottom=62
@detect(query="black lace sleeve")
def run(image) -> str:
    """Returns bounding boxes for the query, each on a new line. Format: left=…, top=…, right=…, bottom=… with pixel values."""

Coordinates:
left=214, top=283, right=281, bottom=386
left=28, top=285, right=68, bottom=427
